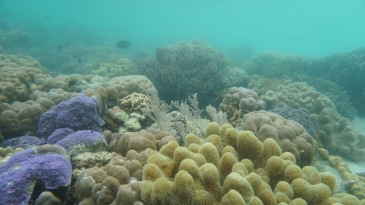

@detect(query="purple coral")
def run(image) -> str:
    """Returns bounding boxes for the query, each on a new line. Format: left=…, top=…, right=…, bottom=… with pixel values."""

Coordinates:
left=46, top=128, right=74, bottom=144
left=270, top=103, right=315, bottom=136
left=37, top=94, right=104, bottom=139
left=0, top=145, right=71, bottom=205
left=1, top=135, right=45, bottom=149
left=55, top=130, right=107, bottom=155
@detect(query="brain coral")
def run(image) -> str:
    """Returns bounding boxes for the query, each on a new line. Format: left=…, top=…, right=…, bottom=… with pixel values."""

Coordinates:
left=140, top=123, right=356, bottom=205
left=262, top=80, right=365, bottom=160
left=0, top=144, right=71, bottom=205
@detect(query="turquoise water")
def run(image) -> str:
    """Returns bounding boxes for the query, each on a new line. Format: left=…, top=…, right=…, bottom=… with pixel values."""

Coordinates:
left=1, top=0, right=365, bottom=57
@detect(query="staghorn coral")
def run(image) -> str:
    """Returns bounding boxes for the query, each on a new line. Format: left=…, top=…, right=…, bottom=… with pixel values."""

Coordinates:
left=136, top=40, right=226, bottom=106
left=141, top=123, right=359, bottom=204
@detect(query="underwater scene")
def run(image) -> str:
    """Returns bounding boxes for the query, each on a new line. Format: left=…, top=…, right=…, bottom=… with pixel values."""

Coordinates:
left=1, top=0, right=365, bottom=204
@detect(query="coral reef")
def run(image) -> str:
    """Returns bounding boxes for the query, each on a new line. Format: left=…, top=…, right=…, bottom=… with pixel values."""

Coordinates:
left=0, top=144, right=71, bottom=205
left=118, top=92, right=150, bottom=114
left=1, top=135, right=45, bottom=149
left=141, top=123, right=360, bottom=204
left=104, top=106, right=147, bottom=134
left=104, top=75, right=154, bottom=99
left=91, top=58, right=133, bottom=78
left=71, top=151, right=118, bottom=177
left=37, top=94, right=104, bottom=139
left=55, top=130, right=107, bottom=156
left=221, top=66, right=251, bottom=88
left=136, top=40, right=226, bottom=106
left=243, top=51, right=359, bottom=117
left=319, top=47, right=365, bottom=115
left=107, top=129, right=177, bottom=156
left=241, top=110, right=316, bottom=167
left=219, top=87, right=265, bottom=126
left=248, top=75, right=283, bottom=96
left=262, top=80, right=365, bottom=160
left=0, top=29, right=29, bottom=49
left=270, top=103, right=316, bottom=136
left=74, top=151, right=149, bottom=204
left=0, top=146, right=23, bottom=166
left=0, top=99, right=52, bottom=139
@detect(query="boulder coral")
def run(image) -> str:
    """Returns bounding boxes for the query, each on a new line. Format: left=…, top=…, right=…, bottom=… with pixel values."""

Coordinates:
left=104, top=75, right=154, bottom=99
left=0, top=99, right=54, bottom=139
left=219, top=87, right=265, bottom=127
left=140, top=123, right=357, bottom=204
left=270, top=103, right=316, bottom=136
left=241, top=110, right=316, bottom=167
left=107, top=129, right=177, bottom=156
left=75, top=151, right=150, bottom=204
left=262, top=80, right=365, bottom=160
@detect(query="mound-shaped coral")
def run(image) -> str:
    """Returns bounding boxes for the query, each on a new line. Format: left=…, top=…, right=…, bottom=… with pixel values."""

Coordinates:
left=270, top=103, right=316, bottom=136
left=241, top=110, right=316, bottom=167
left=219, top=87, right=265, bottom=127
left=107, top=129, right=177, bottom=156
left=75, top=151, right=150, bottom=204
left=262, top=80, right=365, bottom=160
left=140, top=123, right=355, bottom=204
left=104, top=75, right=154, bottom=99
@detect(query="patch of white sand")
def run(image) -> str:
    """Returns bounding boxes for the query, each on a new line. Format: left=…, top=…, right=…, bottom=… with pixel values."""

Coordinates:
left=342, top=116, right=365, bottom=173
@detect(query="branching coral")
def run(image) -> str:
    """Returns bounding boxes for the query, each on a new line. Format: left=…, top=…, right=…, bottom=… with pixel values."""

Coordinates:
left=136, top=40, right=226, bottom=105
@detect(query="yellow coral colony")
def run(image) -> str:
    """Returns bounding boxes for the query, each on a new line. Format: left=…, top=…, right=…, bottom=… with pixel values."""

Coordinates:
left=141, top=122, right=365, bottom=205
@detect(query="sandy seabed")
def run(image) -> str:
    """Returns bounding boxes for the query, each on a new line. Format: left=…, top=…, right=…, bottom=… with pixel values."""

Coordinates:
left=342, top=116, right=365, bottom=173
